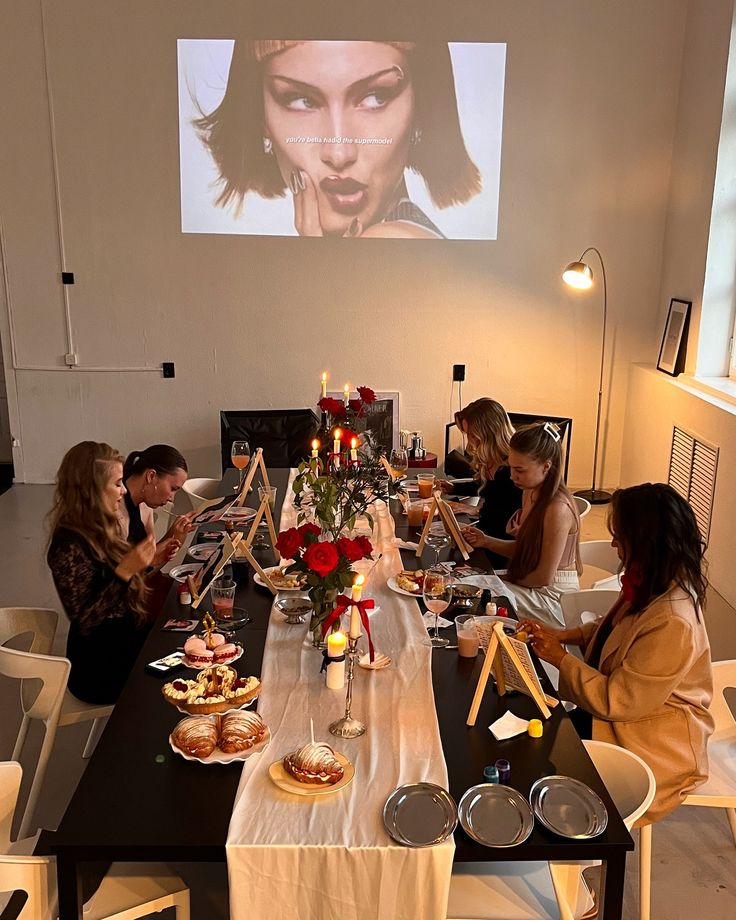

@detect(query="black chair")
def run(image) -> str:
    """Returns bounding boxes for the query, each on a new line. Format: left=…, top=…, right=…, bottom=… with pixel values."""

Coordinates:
left=220, top=409, right=320, bottom=472
left=444, top=413, right=573, bottom=483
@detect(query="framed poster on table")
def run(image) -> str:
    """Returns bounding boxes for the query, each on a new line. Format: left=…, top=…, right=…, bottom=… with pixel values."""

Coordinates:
left=327, top=391, right=400, bottom=452
left=657, top=298, right=691, bottom=376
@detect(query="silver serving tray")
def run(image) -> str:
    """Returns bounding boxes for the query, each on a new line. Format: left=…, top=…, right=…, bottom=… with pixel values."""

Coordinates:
left=458, top=784, right=534, bottom=847
left=383, top=783, right=458, bottom=847
left=529, top=775, right=608, bottom=839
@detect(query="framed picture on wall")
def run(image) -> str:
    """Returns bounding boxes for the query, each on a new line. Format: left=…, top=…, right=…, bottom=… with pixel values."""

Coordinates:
left=657, top=298, right=691, bottom=376
left=327, top=391, right=400, bottom=453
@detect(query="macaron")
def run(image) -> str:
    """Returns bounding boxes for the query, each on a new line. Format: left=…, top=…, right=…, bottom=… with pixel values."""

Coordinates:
left=213, top=643, right=239, bottom=664
left=208, top=632, right=226, bottom=649
left=183, top=636, right=214, bottom=666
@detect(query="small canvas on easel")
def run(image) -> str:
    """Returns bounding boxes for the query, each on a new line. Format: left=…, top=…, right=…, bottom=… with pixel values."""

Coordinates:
left=189, top=532, right=241, bottom=609
left=467, top=622, right=558, bottom=725
left=233, top=447, right=272, bottom=507
left=190, top=494, right=238, bottom=526
left=416, top=490, right=472, bottom=560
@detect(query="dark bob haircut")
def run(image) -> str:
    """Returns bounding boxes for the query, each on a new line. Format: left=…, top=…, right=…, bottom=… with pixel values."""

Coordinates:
left=608, top=483, right=708, bottom=615
left=193, top=40, right=481, bottom=216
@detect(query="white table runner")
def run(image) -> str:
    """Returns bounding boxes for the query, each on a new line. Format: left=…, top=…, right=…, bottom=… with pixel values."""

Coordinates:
left=226, top=474, right=454, bottom=920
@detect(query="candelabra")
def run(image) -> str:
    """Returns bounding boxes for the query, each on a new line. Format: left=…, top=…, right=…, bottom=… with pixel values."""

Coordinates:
left=328, top=636, right=366, bottom=738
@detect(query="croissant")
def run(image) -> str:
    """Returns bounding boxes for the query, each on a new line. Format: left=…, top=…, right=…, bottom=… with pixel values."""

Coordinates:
left=283, top=741, right=344, bottom=785
left=171, top=715, right=218, bottom=758
left=220, top=711, right=267, bottom=754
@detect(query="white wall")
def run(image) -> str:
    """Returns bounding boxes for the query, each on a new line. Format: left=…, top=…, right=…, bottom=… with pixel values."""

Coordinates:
left=0, top=0, right=690, bottom=483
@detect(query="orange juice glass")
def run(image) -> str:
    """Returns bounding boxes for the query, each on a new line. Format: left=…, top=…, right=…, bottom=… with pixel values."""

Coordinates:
left=417, top=472, right=435, bottom=499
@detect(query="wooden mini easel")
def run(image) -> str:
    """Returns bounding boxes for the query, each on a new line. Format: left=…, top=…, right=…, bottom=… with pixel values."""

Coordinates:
left=189, top=532, right=241, bottom=610
left=416, top=489, right=472, bottom=561
left=467, top=622, right=558, bottom=725
left=233, top=492, right=280, bottom=595
left=234, top=447, right=272, bottom=506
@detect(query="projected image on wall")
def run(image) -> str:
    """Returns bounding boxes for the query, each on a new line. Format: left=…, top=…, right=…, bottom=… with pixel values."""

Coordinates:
left=178, top=40, right=505, bottom=240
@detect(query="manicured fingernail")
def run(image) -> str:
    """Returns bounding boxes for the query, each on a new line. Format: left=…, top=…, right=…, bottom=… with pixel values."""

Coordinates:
left=289, top=170, right=300, bottom=194
left=297, top=170, right=307, bottom=191
left=347, top=218, right=362, bottom=237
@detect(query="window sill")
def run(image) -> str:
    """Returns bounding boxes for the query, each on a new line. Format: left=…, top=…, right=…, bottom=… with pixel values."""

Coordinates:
left=680, top=374, right=736, bottom=408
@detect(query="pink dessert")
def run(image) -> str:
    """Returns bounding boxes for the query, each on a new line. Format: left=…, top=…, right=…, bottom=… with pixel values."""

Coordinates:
left=213, top=642, right=239, bottom=664
left=209, top=633, right=226, bottom=649
left=183, top=637, right=214, bottom=667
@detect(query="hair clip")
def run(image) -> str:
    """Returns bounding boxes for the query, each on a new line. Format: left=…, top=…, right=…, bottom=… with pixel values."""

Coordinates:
left=542, top=422, right=561, bottom=442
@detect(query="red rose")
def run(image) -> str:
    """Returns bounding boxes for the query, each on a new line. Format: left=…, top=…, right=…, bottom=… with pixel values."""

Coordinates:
left=340, top=427, right=359, bottom=446
left=275, top=527, right=303, bottom=560
left=353, top=535, right=373, bottom=558
left=336, top=536, right=365, bottom=563
left=319, top=397, right=345, bottom=417
left=298, top=522, right=322, bottom=542
left=357, top=386, right=376, bottom=404
left=304, top=541, right=340, bottom=577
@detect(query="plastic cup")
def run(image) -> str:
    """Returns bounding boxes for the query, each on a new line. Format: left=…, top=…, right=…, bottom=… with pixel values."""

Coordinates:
left=416, top=472, right=436, bottom=499
left=455, top=614, right=479, bottom=658
left=407, top=501, right=424, bottom=527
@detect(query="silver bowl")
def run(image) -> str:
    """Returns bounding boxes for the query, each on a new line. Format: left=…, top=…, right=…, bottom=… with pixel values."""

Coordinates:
left=275, top=595, right=313, bottom=625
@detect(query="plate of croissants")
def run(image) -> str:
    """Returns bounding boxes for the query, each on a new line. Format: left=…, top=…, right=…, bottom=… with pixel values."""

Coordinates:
left=169, top=710, right=270, bottom=764
left=268, top=740, right=354, bottom=796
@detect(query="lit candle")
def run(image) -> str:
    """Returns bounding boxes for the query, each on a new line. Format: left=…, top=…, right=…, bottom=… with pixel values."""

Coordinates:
left=311, top=439, right=320, bottom=458
left=349, top=574, right=365, bottom=639
left=350, top=437, right=358, bottom=462
left=333, top=428, right=342, bottom=455
left=321, top=372, right=327, bottom=399
left=326, top=631, right=347, bottom=690
left=343, top=383, right=350, bottom=407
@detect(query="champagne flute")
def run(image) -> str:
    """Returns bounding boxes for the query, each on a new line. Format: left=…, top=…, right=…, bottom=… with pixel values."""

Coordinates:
left=231, top=440, right=251, bottom=492
left=423, top=568, right=452, bottom=648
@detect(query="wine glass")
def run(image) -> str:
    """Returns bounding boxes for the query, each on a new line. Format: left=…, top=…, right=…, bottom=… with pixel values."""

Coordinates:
left=231, top=441, right=251, bottom=492
left=388, top=447, right=409, bottom=480
left=423, top=568, right=452, bottom=648
left=425, top=522, right=451, bottom=567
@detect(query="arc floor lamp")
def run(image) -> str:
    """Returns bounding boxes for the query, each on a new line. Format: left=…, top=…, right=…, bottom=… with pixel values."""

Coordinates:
left=562, top=247, right=612, bottom=505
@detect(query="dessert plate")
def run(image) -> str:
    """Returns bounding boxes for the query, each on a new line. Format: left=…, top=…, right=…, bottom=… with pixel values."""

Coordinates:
left=169, top=724, right=270, bottom=765
left=358, top=652, right=391, bottom=670
left=529, top=776, right=608, bottom=839
left=458, top=784, right=534, bottom=847
left=387, top=576, right=422, bottom=598
left=172, top=690, right=257, bottom=717
left=254, top=567, right=306, bottom=592
left=169, top=563, right=203, bottom=583
left=267, top=753, right=354, bottom=796
left=383, top=783, right=458, bottom=847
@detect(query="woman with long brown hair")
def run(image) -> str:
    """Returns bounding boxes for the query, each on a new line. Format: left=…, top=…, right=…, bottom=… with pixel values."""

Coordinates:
left=463, top=422, right=581, bottom=624
left=47, top=442, right=155, bottom=703
left=524, top=483, right=713, bottom=823
left=436, top=398, right=521, bottom=568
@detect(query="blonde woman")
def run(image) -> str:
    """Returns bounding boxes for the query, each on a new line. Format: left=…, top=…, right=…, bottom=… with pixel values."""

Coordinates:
left=463, top=422, right=581, bottom=624
left=47, top=442, right=155, bottom=703
left=437, top=398, right=521, bottom=568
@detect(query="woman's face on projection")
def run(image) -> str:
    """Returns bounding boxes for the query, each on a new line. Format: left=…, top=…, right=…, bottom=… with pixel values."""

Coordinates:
left=262, top=42, right=415, bottom=235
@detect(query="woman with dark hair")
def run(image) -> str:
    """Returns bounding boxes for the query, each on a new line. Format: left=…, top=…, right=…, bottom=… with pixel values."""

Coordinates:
left=119, top=444, right=194, bottom=568
left=524, top=483, right=714, bottom=824
left=463, top=422, right=581, bottom=624
left=194, top=40, right=481, bottom=238
left=47, top=442, right=155, bottom=703
left=436, top=398, right=521, bottom=568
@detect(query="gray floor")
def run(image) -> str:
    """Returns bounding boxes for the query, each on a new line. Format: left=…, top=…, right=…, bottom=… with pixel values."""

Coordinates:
left=1, top=486, right=734, bottom=919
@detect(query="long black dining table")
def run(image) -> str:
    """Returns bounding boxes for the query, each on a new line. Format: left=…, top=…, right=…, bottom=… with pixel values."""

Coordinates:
left=42, top=467, right=633, bottom=920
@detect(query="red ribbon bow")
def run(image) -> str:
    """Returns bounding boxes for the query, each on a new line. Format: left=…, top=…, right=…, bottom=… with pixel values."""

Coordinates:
left=321, top=594, right=375, bottom=661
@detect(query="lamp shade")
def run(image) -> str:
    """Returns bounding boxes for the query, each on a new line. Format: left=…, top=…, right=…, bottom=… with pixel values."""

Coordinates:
left=562, top=261, right=594, bottom=289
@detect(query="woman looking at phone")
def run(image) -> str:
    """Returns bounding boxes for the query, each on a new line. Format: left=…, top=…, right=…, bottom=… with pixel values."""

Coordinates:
left=47, top=442, right=156, bottom=703
left=462, top=422, right=581, bottom=625
left=522, top=483, right=713, bottom=823
left=435, top=398, right=521, bottom=568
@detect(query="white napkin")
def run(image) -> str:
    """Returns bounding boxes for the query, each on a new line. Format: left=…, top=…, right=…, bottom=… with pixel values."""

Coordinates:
left=489, top=710, right=530, bottom=741
left=395, top=539, right=420, bottom=551
left=458, top=574, right=511, bottom=598
left=422, top=612, right=453, bottom=629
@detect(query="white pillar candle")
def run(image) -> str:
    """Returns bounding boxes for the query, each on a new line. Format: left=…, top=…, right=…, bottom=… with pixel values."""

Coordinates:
left=333, top=428, right=342, bottom=455
left=350, top=437, right=358, bottom=462
left=311, top=439, right=320, bottom=458
left=326, top=631, right=347, bottom=690
left=349, top=575, right=365, bottom=639
left=321, top=372, right=327, bottom=399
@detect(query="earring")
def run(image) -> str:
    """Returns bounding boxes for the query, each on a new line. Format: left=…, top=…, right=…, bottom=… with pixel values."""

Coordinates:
left=262, top=136, right=273, bottom=155
left=411, top=128, right=422, bottom=146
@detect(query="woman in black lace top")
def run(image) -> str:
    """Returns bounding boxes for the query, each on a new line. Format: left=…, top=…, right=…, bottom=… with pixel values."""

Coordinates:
left=47, top=442, right=155, bottom=703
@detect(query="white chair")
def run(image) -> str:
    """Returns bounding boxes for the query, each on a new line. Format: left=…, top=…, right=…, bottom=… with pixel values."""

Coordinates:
left=572, top=496, right=591, bottom=520
left=0, top=760, right=190, bottom=920
left=1, top=609, right=114, bottom=837
left=180, top=477, right=223, bottom=511
left=578, top=540, right=621, bottom=590
left=560, top=590, right=619, bottom=633
left=682, top=659, right=736, bottom=844
left=446, top=740, right=656, bottom=920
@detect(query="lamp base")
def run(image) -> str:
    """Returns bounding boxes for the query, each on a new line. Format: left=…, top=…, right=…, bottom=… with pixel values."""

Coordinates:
left=575, top=488, right=612, bottom=505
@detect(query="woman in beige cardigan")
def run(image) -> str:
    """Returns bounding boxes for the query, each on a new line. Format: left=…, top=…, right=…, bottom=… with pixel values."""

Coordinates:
left=523, top=483, right=714, bottom=823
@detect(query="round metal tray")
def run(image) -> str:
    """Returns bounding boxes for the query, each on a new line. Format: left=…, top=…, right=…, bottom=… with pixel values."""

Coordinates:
left=458, top=783, right=534, bottom=847
left=529, top=775, right=608, bottom=839
left=383, top=783, right=458, bottom=847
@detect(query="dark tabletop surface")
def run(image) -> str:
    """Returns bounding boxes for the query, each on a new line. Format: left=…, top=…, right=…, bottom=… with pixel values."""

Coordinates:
left=45, top=468, right=632, bottom=863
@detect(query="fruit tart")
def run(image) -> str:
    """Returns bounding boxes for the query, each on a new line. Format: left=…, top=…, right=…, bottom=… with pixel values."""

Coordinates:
left=162, top=664, right=261, bottom=714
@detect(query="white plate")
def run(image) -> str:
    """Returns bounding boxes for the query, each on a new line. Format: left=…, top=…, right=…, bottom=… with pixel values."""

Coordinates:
left=169, top=723, right=270, bottom=765
left=358, top=652, right=391, bottom=670
left=387, top=575, right=422, bottom=598
left=183, top=646, right=243, bottom=670
left=169, top=563, right=202, bottom=583
left=221, top=506, right=257, bottom=522
left=268, top=752, right=354, bottom=796
left=188, top=544, right=219, bottom=561
left=254, top=566, right=306, bottom=593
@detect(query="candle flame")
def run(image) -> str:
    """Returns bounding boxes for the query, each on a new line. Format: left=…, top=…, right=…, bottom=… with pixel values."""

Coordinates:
left=350, top=437, right=358, bottom=449
left=334, top=428, right=342, bottom=440
left=321, top=372, right=327, bottom=382
left=354, top=574, right=365, bottom=586
left=312, top=439, right=319, bottom=450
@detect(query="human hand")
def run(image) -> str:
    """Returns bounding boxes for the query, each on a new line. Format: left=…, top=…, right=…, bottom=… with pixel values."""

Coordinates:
left=153, top=535, right=182, bottom=569
left=521, top=620, right=568, bottom=668
left=116, top=534, right=156, bottom=581
left=290, top=169, right=363, bottom=238
left=461, top=526, right=489, bottom=549
left=434, top=480, right=454, bottom=494
left=166, top=512, right=196, bottom=544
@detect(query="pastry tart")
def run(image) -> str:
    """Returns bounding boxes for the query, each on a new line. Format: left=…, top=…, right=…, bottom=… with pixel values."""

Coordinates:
left=162, top=665, right=260, bottom=714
